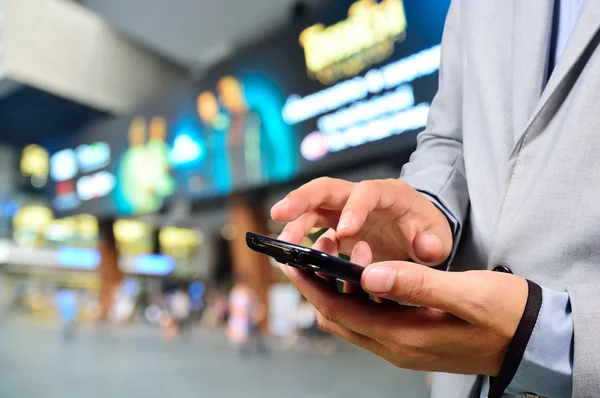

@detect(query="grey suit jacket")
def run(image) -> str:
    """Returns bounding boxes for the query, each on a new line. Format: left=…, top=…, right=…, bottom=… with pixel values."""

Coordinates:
left=400, top=0, right=600, bottom=397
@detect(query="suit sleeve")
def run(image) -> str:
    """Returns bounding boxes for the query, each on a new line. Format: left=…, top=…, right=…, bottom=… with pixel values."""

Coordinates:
left=400, top=0, right=469, bottom=233
left=566, top=284, right=600, bottom=397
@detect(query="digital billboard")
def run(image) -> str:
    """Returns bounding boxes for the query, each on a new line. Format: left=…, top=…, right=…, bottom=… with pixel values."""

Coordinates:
left=46, top=0, right=450, bottom=217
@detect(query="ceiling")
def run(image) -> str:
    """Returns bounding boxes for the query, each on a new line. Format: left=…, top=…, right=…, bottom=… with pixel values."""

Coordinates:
left=79, top=0, right=324, bottom=68
left=0, top=84, right=108, bottom=147
left=0, top=0, right=326, bottom=146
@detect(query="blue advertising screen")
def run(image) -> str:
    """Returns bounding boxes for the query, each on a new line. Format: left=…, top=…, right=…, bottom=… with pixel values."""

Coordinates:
left=46, top=0, right=450, bottom=217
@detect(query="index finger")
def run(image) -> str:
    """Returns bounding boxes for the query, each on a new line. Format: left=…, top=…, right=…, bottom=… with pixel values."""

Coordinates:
left=271, top=178, right=355, bottom=223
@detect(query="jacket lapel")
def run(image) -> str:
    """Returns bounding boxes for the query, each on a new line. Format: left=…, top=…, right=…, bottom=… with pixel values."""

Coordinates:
left=512, top=0, right=600, bottom=152
left=511, top=0, right=555, bottom=143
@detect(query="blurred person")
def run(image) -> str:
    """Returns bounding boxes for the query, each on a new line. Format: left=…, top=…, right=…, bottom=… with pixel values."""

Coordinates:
left=119, top=117, right=157, bottom=213
left=146, top=116, right=176, bottom=198
left=199, top=288, right=228, bottom=330
left=109, top=284, right=136, bottom=323
left=189, top=281, right=206, bottom=320
left=55, top=288, right=79, bottom=340
left=0, top=273, right=11, bottom=321
left=294, top=300, right=336, bottom=356
left=217, top=76, right=269, bottom=185
left=170, top=288, right=191, bottom=337
left=227, top=281, right=267, bottom=356
left=271, top=1, right=600, bottom=397
left=197, top=91, right=233, bottom=194
left=118, top=117, right=173, bottom=214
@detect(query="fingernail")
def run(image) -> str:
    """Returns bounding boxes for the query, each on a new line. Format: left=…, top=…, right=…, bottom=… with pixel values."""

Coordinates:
left=351, top=244, right=358, bottom=259
left=421, top=234, right=444, bottom=261
left=364, top=266, right=396, bottom=293
left=274, top=198, right=289, bottom=208
left=278, top=232, right=290, bottom=242
left=337, top=212, right=353, bottom=230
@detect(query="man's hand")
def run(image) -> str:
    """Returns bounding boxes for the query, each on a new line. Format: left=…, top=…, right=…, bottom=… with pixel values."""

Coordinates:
left=271, top=177, right=453, bottom=265
left=280, top=239, right=529, bottom=377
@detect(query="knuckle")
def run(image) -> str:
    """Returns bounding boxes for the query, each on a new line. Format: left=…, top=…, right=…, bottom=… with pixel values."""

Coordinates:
left=387, top=178, right=406, bottom=192
left=392, top=178, right=407, bottom=187
left=284, top=190, right=300, bottom=204
left=319, top=302, right=335, bottom=322
left=317, top=297, right=340, bottom=324
left=357, top=180, right=375, bottom=192
left=395, top=271, right=428, bottom=304
left=385, top=336, right=435, bottom=371
left=316, top=313, right=332, bottom=332
left=314, top=176, right=334, bottom=186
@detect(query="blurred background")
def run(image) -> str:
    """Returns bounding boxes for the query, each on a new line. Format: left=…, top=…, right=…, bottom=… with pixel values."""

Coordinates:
left=0, top=0, right=450, bottom=396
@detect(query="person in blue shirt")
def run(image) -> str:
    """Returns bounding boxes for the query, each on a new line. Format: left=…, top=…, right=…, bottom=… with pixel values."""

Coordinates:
left=55, top=288, right=79, bottom=340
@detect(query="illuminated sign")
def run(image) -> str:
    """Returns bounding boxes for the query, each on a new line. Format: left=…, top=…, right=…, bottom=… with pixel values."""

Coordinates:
left=13, top=206, right=53, bottom=230
left=55, top=247, right=101, bottom=269
left=44, top=217, right=76, bottom=243
left=283, top=45, right=440, bottom=125
left=76, top=142, right=111, bottom=172
left=12, top=205, right=54, bottom=247
left=53, top=180, right=81, bottom=211
left=299, top=0, right=407, bottom=84
left=76, top=171, right=116, bottom=201
left=43, top=214, right=99, bottom=246
left=114, top=219, right=154, bottom=257
left=133, top=254, right=176, bottom=275
left=159, top=226, right=203, bottom=259
left=285, top=45, right=440, bottom=160
left=170, top=134, right=203, bottom=166
left=48, top=142, right=114, bottom=212
left=76, top=214, right=99, bottom=241
left=21, top=144, right=49, bottom=187
left=303, top=102, right=429, bottom=156
left=159, top=227, right=202, bottom=247
left=50, top=149, right=78, bottom=182
left=0, top=200, right=19, bottom=219
left=300, top=131, right=329, bottom=161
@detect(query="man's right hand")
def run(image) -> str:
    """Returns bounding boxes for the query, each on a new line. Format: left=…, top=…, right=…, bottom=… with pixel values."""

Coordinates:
left=270, top=177, right=453, bottom=265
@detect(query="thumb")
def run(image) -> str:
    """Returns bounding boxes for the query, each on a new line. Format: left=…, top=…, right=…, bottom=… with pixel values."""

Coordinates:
left=410, top=197, right=454, bottom=266
left=412, top=230, right=449, bottom=266
left=361, top=261, right=482, bottom=323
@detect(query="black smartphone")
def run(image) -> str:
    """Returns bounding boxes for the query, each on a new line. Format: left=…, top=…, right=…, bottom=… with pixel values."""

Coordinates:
left=246, top=232, right=364, bottom=285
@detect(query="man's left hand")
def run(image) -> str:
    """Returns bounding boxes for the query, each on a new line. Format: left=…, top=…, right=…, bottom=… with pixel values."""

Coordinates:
left=280, top=237, right=529, bottom=377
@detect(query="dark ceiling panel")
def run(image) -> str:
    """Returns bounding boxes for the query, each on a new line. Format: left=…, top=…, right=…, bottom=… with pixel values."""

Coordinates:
left=0, top=85, right=109, bottom=147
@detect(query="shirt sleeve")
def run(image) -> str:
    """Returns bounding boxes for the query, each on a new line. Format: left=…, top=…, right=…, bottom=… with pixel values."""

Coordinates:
left=416, top=190, right=461, bottom=269
left=479, top=287, right=574, bottom=398
left=505, top=287, right=574, bottom=397
left=418, top=191, right=459, bottom=236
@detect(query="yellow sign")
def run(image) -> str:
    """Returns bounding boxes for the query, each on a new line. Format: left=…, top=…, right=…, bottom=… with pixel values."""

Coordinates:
left=113, top=219, right=153, bottom=257
left=43, top=214, right=98, bottom=246
left=20, top=144, right=49, bottom=187
left=159, top=227, right=203, bottom=259
left=13, top=205, right=54, bottom=247
left=299, top=0, right=407, bottom=85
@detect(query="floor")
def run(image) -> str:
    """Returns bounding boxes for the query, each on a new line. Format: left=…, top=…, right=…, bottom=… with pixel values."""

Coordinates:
left=0, top=317, right=430, bottom=398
